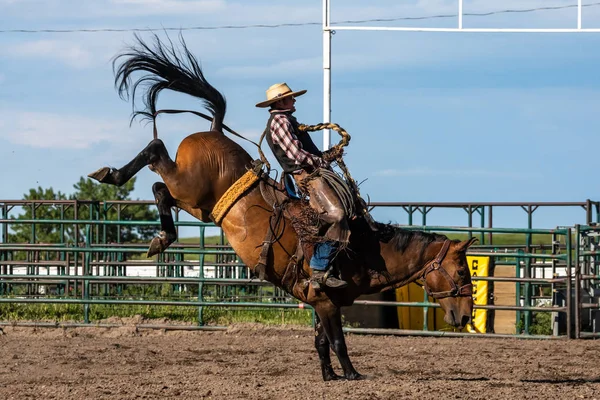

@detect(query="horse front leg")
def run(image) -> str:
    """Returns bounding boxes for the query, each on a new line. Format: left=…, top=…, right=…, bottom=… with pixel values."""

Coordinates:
left=314, top=314, right=342, bottom=381
left=315, top=301, right=363, bottom=380
left=88, top=139, right=172, bottom=186
left=147, top=182, right=177, bottom=257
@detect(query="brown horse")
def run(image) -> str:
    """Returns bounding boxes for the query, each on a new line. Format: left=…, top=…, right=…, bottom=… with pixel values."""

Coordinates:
left=89, top=34, right=475, bottom=381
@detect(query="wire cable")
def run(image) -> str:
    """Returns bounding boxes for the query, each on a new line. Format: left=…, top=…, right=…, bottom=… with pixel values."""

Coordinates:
left=1, top=2, right=599, bottom=34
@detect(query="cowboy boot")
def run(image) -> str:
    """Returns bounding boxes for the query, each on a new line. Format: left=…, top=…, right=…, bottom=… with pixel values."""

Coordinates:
left=311, top=270, right=348, bottom=290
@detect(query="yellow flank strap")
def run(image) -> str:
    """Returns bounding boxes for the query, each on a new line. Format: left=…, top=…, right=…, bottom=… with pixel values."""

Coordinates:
left=211, top=170, right=260, bottom=225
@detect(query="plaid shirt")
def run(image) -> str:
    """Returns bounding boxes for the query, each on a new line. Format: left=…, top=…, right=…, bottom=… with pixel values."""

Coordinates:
left=269, top=109, right=322, bottom=169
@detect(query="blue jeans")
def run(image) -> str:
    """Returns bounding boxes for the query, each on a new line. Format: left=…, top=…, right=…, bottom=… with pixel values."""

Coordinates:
left=283, top=174, right=301, bottom=200
left=310, top=241, right=338, bottom=271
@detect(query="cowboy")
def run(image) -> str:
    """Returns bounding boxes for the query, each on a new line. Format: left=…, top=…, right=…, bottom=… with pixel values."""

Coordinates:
left=256, top=83, right=350, bottom=290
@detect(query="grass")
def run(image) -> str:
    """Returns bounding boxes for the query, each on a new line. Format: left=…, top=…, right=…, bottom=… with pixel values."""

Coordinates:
left=516, top=311, right=553, bottom=336
left=0, top=231, right=562, bottom=331
left=0, top=302, right=313, bottom=326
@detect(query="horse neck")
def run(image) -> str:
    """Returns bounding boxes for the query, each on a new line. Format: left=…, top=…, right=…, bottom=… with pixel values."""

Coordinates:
left=373, top=235, right=445, bottom=292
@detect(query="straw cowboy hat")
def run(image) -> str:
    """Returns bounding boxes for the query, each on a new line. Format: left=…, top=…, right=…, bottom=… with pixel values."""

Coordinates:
left=255, top=83, right=307, bottom=108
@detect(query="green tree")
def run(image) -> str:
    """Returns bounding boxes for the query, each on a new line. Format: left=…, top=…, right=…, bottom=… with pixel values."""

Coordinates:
left=71, top=176, right=158, bottom=243
left=8, top=187, right=69, bottom=244
left=8, top=177, right=158, bottom=245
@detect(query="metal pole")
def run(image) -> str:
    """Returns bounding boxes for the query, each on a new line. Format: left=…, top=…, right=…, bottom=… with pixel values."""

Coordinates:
left=479, top=206, right=485, bottom=245
left=84, top=225, right=91, bottom=324
left=467, top=205, right=473, bottom=239
left=487, top=206, right=494, bottom=246
left=566, top=228, right=573, bottom=339
left=578, top=0, right=582, bottom=30
left=331, top=26, right=600, bottom=33
left=458, top=0, right=463, bottom=29
left=574, top=224, right=581, bottom=338
left=323, top=0, right=332, bottom=150
left=516, top=250, right=522, bottom=333
left=586, top=199, right=592, bottom=225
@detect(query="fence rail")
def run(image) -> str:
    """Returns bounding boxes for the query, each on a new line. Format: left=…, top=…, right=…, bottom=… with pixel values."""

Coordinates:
left=2, top=199, right=600, bottom=339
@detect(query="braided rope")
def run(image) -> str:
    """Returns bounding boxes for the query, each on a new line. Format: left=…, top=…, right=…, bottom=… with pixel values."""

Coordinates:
left=297, top=122, right=379, bottom=231
left=297, top=122, right=351, bottom=150
left=319, top=169, right=355, bottom=219
left=210, top=170, right=260, bottom=225
left=299, top=122, right=355, bottom=191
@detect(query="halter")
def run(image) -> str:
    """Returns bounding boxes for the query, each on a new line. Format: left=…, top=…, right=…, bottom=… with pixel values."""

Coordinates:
left=421, top=240, right=473, bottom=300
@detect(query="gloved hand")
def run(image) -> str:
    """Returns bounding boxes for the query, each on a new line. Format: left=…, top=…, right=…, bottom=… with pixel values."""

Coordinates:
left=322, top=145, right=344, bottom=163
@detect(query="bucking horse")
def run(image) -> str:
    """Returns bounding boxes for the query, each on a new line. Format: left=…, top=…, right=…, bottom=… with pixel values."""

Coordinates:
left=89, top=34, right=476, bottom=381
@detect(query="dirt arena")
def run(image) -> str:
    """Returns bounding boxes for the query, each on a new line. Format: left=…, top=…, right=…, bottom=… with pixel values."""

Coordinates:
left=1, top=322, right=599, bottom=400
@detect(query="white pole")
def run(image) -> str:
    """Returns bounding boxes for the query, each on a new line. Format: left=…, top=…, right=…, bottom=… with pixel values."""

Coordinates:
left=323, top=0, right=332, bottom=150
left=329, top=26, right=600, bottom=33
left=458, top=0, right=463, bottom=29
left=578, top=0, right=582, bottom=30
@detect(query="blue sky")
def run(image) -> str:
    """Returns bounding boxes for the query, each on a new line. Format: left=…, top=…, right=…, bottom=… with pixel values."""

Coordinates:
left=1, top=0, right=600, bottom=230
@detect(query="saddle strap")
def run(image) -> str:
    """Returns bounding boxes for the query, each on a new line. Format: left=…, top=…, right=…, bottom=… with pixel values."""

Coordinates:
left=259, top=179, right=278, bottom=208
left=254, top=206, right=283, bottom=281
left=281, top=240, right=305, bottom=293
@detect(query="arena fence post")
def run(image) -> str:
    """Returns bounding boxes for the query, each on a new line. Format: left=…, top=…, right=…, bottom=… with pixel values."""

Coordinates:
left=566, top=227, right=573, bottom=339
left=574, top=224, right=581, bottom=339
left=198, top=225, right=206, bottom=326
left=84, top=224, right=91, bottom=324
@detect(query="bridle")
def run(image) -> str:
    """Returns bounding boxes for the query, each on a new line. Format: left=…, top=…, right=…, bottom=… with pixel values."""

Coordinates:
left=420, top=240, right=473, bottom=299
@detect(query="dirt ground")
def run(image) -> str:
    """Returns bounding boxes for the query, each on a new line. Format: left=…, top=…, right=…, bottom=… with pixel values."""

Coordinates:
left=1, top=321, right=599, bottom=400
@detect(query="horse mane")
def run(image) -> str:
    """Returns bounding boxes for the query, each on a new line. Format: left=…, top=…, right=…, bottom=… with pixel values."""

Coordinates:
left=113, top=32, right=227, bottom=132
left=375, top=221, right=448, bottom=252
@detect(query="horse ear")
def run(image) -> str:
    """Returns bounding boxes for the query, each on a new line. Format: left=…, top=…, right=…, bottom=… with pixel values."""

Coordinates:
left=455, top=237, right=478, bottom=253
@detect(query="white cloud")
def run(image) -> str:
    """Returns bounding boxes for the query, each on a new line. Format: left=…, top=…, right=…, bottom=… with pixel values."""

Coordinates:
left=0, top=0, right=227, bottom=19
left=0, top=111, right=140, bottom=149
left=375, top=168, right=543, bottom=179
left=221, top=128, right=262, bottom=141
left=106, top=0, right=226, bottom=16
left=216, top=57, right=321, bottom=78
left=330, top=0, right=591, bottom=28
left=5, top=40, right=94, bottom=69
left=2, top=0, right=597, bottom=27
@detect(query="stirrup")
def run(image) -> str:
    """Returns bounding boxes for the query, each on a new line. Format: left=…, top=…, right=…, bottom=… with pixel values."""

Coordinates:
left=311, top=270, right=348, bottom=290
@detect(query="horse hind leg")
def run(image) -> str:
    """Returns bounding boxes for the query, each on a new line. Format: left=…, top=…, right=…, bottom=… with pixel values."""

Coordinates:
left=88, top=139, right=172, bottom=186
left=147, top=182, right=177, bottom=257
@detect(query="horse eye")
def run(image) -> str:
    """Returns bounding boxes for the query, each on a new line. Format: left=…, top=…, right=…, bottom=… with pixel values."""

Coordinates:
left=457, top=269, right=466, bottom=277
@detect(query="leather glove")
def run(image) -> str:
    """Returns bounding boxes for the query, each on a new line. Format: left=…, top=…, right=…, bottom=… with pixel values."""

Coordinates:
left=322, top=145, right=344, bottom=163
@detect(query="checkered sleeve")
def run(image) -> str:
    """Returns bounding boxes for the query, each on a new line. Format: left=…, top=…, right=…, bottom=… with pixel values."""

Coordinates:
left=270, top=114, right=321, bottom=168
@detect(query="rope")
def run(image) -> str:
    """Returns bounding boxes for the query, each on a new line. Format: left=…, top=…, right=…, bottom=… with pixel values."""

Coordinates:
left=297, top=122, right=351, bottom=148
left=297, top=122, right=353, bottom=188
left=319, top=169, right=355, bottom=219
left=210, top=170, right=261, bottom=225
left=298, top=122, right=379, bottom=231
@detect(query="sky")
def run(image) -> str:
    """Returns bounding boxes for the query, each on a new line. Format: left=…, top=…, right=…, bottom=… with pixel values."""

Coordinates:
left=1, top=0, right=600, bottom=232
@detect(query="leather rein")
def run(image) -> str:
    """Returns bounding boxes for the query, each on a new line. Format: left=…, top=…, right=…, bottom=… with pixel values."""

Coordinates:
left=420, top=240, right=473, bottom=300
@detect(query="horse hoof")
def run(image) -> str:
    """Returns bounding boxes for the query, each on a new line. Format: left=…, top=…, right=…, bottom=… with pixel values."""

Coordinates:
left=147, top=237, right=164, bottom=257
left=323, top=373, right=342, bottom=381
left=344, top=372, right=365, bottom=381
left=88, top=167, right=111, bottom=183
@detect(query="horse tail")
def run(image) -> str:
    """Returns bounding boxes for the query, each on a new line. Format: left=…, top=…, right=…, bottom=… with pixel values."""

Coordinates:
left=113, top=33, right=226, bottom=133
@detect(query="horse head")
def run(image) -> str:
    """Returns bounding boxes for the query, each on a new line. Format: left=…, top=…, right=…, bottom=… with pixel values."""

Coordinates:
left=421, top=237, right=477, bottom=329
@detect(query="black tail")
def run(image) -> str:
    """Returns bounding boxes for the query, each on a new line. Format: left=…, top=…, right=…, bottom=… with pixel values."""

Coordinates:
left=113, top=33, right=226, bottom=132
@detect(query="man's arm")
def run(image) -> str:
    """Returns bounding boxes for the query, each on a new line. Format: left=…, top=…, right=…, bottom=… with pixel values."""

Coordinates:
left=270, top=114, right=322, bottom=168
